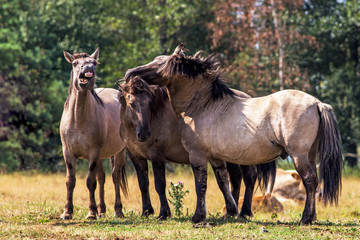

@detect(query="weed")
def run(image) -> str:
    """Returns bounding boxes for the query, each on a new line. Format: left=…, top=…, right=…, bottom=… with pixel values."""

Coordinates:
left=168, top=181, right=189, bottom=218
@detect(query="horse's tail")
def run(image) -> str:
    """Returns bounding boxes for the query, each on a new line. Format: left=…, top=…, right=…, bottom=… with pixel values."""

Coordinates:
left=317, top=102, right=342, bottom=205
left=256, top=161, right=277, bottom=194
left=120, top=162, right=129, bottom=198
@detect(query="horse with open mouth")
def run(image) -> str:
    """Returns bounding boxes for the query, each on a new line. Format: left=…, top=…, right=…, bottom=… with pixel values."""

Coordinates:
left=60, top=48, right=127, bottom=219
left=124, top=44, right=342, bottom=225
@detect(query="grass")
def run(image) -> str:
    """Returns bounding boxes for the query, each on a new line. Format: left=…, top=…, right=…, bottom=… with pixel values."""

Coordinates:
left=0, top=170, right=360, bottom=239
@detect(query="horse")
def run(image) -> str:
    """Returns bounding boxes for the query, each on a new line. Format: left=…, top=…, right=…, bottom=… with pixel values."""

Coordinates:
left=124, top=44, right=342, bottom=225
left=60, top=48, right=127, bottom=219
left=117, top=75, right=276, bottom=219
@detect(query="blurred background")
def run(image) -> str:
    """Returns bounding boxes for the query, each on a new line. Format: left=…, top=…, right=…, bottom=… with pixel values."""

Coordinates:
left=0, top=0, right=359, bottom=174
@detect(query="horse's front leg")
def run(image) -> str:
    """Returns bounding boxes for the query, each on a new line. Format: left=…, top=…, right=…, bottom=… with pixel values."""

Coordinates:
left=189, top=152, right=209, bottom=223
left=111, top=149, right=127, bottom=218
left=151, top=158, right=171, bottom=220
left=129, top=151, right=154, bottom=217
left=97, top=159, right=106, bottom=217
left=61, top=148, right=77, bottom=220
left=239, top=165, right=257, bottom=218
left=210, top=159, right=238, bottom=218
left=86, top=152, right=100, bottom=219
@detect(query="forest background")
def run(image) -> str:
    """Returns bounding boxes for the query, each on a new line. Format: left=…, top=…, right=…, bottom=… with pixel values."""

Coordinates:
left=0, top=0, right=359, bottom=173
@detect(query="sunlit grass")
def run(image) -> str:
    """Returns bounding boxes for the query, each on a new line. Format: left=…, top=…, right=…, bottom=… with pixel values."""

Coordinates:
left=0, top=169, right=359, bottom=239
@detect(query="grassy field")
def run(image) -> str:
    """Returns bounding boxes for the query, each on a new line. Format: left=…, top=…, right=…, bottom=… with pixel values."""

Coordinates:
left=0, top=169, right=360, bottom=239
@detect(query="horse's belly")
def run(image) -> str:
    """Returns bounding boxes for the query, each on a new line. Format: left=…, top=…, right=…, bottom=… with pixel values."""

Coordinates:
left=210, top=131, right=281, bottom=165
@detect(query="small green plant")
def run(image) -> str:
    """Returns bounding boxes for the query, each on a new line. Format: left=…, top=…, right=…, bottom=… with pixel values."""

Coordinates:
left=168, top=181, right=189, bottom=218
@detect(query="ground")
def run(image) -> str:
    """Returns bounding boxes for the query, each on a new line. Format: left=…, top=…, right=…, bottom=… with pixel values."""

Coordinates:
left=0, top=170, right=359, bottom=239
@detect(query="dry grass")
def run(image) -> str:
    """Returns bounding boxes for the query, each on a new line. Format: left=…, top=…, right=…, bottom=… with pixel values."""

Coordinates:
left=0, top=169, right=360, bottom=239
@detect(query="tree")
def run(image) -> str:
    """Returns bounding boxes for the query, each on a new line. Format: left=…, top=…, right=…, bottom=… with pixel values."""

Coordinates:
left=304, top=0, right=360, bottom=167
left=210, top=0, right=317, bottom=96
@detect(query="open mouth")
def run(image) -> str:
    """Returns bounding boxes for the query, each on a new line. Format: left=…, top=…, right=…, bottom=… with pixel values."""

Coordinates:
left=79, top=71, right=94, bottom=84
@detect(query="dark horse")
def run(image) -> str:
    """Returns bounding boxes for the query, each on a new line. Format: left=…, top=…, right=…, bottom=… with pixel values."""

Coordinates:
left=60, top=48, right=127, bottom=219
left=117, top=76, right=275, bottom=219
left=124, top=44, right=342, bottom=224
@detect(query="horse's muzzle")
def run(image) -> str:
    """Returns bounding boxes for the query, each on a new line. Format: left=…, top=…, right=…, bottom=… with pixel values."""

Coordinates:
left=136, top=129, right=150, bottom=142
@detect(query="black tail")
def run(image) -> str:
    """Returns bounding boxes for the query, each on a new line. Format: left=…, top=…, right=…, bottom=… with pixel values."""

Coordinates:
left=256, top=161, right=277, bottom=194
left=318, top=103, right=342, bottom=205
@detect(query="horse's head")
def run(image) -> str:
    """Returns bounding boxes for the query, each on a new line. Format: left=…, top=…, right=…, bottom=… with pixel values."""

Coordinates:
left=64, top=48, right=99, bottom=91
left=124, top=54, right=169, bottom=86
left=118, top=76, right=154, bottom=142
left=124, top=44, right=210, bottom=88
left=124, top=44, right=189, bottom=86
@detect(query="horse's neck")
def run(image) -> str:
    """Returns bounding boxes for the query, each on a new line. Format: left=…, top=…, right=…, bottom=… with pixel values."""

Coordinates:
left=168, top=80, right=212, bottom=116
left=66, top=90, right=96, bottom=127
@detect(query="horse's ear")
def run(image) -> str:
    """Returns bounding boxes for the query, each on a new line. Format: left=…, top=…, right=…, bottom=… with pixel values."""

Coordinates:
left=90, top=47, right=100, bottom=61
left=64, top=51, right=74, bottom=63
left=116, top=81, right=123, bottom=91
left=132, top=77, right=144, bottom=91
left=291, top=172, right=301, bottom=181
left=173, top=43, right=185, bottom=55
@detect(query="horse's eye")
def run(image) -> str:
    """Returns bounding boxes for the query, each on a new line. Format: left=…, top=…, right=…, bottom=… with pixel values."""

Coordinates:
left=72, top=62, right=78, bottom=67
left=127, top=94, right=132, bottom=100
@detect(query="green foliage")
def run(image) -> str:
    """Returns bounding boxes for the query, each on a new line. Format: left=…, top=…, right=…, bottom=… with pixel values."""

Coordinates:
left=1, top=0, right=359, bottom=172
left=168, top=181, right=189, bottom=218
left=303, top=0, right=360, bottom=166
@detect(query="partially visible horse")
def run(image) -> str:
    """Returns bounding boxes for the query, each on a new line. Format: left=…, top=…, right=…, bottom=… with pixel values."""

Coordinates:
left=117, top=76, right=275, bottom=219
left=124, top=44, right=342, bottom=225
left=60, top=48, right=127, bottom=219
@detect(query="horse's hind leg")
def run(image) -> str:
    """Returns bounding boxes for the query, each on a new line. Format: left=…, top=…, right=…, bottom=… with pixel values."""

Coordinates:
left=151, top=158, right=171, bottom=219
left=129, top=152, right=154, bottom=217
left=210, top=159, right=238, bottom=218
left=239, top=165, right=257, bottom=218
left=86, top=151, right=100, bottom=219
left=61, top=148, right=77, bottom=220
left=292, top=153, right=318, bottom=225
left=111, top=149, right=126, bottom=217
left=97, top=159, right=106, bottom=217
left=226, top=162, right=242, bottom=206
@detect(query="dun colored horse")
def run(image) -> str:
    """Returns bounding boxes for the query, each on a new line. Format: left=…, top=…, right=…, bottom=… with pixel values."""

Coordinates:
left=125, top=44, right=342, bottom=224
left=117, top=76, right=275, bottom=219
left=60, top=48, right=127, bottom=219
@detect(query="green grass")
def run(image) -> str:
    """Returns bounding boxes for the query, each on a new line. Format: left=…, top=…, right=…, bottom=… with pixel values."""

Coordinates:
left=0, top=173, right=359, bottom=239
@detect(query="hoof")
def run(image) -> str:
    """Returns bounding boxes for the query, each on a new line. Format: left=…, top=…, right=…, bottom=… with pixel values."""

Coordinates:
left=115, top=211, right=125, bottom=218
left=300, top=219, right=313, bottom=225
left=191, top=213, right=206, bottom=223
left=86, top=212, right=98, bottom=220
left=97, top=213, right=105, bottom=219
left=98, top=204, right=106, bottom=216
left=142, top=209, right=155, bottom=217
left=237, top=214, right=249, bottom=222
left=300, top=214, right=316, bottom=225
left=157, top=214, right=170, bottom=220
left=239, top=211, right=253, bottom=218
left=60, top=212, right=73, bottom=220
left=157, top=210, right=171, bottom=220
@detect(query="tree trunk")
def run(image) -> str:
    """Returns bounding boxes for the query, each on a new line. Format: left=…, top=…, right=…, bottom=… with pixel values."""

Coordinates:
left=270, top=0, right=284, bottom=90
left=158, top=0, right=167, bottom=53
left=345, top=143, right=358, bottom=168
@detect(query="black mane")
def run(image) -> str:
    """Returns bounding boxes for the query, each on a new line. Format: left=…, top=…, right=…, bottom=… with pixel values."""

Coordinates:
left=159, top=50, right=235, bottom=100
